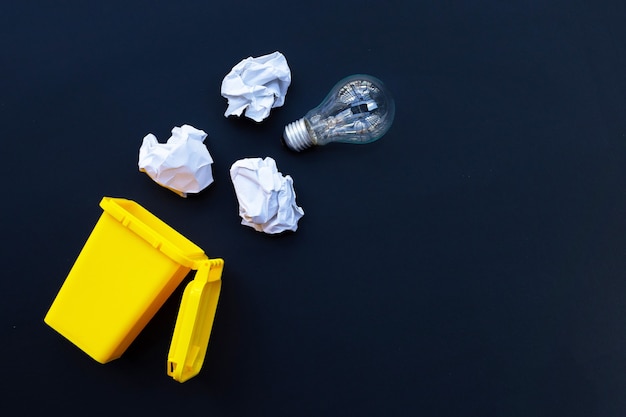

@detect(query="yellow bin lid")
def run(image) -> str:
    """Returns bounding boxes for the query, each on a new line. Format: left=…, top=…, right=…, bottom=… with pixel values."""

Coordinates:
left=167, top=257, right=223, bottom=382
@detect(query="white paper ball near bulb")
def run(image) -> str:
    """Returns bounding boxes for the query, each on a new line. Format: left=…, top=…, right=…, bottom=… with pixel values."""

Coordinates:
left=282, top=74, right=395, bottom=152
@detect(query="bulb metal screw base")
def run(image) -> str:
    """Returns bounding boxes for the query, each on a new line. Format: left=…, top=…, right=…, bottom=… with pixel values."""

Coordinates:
left=283, top=118, right=314, bottom=152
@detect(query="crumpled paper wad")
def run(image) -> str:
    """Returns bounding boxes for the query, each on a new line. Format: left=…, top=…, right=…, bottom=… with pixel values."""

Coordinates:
left=230, top=157, right=304, bottom=234
left=138, top=124, right=214, bottom=197
left=221, top=51, right=291, bottom=122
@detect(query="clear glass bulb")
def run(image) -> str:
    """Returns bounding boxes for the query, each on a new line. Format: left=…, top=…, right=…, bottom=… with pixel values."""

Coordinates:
left=282, top=74, right=395, bottom=152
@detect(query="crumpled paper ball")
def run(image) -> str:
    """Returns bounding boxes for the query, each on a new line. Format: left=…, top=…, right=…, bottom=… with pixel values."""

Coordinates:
left=138, top=124, right=214, bottom=197
left=221, top=51, right=291, bottom=122
left=230, top=157, right=304, bottom=234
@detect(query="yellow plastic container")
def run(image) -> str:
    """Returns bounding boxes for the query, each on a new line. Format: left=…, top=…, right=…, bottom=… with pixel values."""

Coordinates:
left=44, top=197, right=223, bottom=383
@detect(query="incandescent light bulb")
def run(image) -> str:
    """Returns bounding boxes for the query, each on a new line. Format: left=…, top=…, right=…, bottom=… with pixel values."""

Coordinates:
left=282, top=74, right=395, bottom=152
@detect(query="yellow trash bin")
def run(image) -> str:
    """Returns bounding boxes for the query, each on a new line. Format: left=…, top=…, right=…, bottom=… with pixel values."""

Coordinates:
left=44, top=196, right=223, bottom=383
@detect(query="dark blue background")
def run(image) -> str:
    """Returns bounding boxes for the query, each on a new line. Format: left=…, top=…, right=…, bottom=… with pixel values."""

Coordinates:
left=2, top=1, right=626, bottom=415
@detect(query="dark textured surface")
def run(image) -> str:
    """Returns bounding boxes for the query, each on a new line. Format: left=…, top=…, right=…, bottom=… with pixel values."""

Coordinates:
left=2, top=1, right=626, bottom=415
